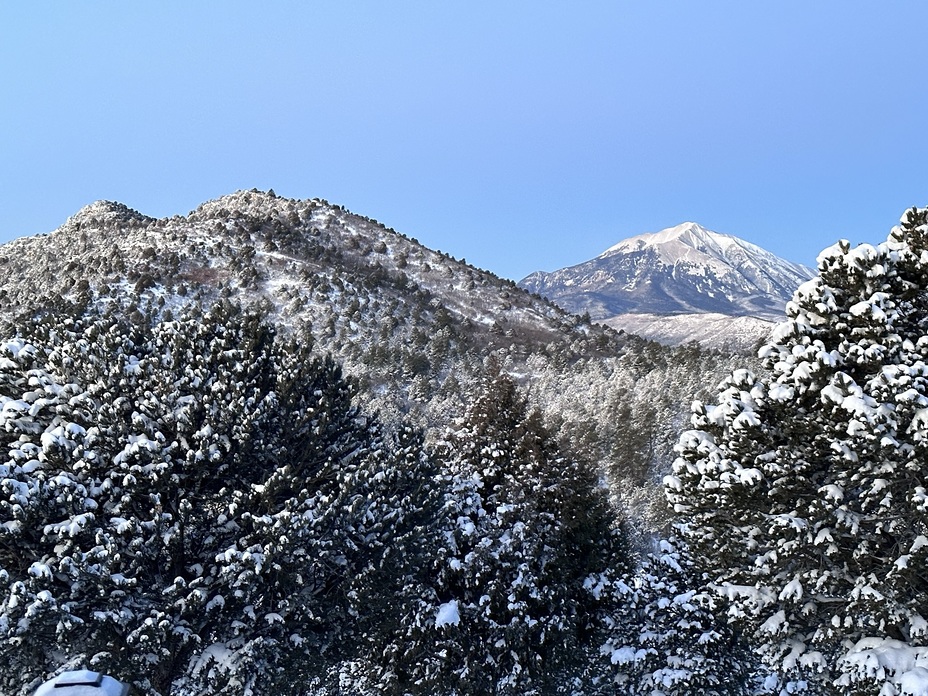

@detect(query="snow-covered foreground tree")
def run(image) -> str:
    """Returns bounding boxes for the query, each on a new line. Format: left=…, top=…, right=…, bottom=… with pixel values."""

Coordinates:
left=667, top=208, right=928, bottom=694
left=392, top=367, right=630, bottom=695
left=601, top=537, right=754, bottom=695
left=0, top=299, right=436, bottom=696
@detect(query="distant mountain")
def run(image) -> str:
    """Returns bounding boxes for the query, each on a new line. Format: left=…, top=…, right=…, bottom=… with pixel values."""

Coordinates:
left=520, top=222, right=815, bottom=322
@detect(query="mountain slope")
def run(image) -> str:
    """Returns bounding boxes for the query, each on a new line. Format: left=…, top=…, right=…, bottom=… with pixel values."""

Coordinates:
left=0, top=191, right=747, bottom=529
left=520, top=221, right=814, bottom=321
left=602, top=312, right=775, bottom=352
left=0, top=191, right=579, bottom=389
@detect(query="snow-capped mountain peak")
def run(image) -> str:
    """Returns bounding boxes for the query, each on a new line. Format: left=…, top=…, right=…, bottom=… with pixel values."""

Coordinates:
left=520, top=222, right=815, bottom=322
left=603, top=221, right=718, bottom=255
left=602, top=222, right=782, bottom=269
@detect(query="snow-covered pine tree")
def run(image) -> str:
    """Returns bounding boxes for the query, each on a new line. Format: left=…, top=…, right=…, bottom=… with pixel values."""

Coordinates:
left=600, top=537, right=755, bottom=695
left=331, top=424, right=448, bottom=694
left=407, top=366, right=629, bottom=695
left=0, top=298, right=424, bottom=696
left=666, top=207, right=928, bottom=695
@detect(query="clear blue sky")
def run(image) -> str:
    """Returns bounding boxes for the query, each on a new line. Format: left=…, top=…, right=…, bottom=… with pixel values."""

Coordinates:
left=3, top=2, right=928, bottom=280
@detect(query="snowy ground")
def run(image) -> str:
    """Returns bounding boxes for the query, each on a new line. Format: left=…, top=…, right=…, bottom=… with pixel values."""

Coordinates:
left=602, top=312, right=774, bottom=352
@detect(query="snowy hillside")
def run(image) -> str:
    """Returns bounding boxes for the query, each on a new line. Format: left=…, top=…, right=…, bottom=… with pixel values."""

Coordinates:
left=0, top=196, right=754, bottom=696
left=0, top=191, right=743, bottom=498
left=520, top=221, right=814, bottom=322
left=603, top=312, right=774, bottom=351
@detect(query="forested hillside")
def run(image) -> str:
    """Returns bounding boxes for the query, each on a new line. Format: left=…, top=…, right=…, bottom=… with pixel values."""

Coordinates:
left=0, top=190, right=744, bottom=527
left=0, top=298, right=632, bottom=695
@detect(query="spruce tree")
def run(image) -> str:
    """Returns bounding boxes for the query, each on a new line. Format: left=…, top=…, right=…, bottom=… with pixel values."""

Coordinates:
left=667, top=208, right=928, bottom=694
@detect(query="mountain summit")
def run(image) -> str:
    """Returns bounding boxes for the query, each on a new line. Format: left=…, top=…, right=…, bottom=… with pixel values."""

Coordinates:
left=520, top=222, right=814, bottom=321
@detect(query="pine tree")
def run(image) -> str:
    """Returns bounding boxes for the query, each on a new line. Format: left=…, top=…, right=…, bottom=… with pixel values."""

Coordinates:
left=666, top=207, right=928, bottom=695
left=0, top=299, right=423, bottom=696
left=601, top=537, right=755, bottom=695
left=404, top=368, right=629, bottom=695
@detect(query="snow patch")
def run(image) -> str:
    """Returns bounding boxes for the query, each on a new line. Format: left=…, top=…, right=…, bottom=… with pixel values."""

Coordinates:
left=435, top=600, right=460, bottom=627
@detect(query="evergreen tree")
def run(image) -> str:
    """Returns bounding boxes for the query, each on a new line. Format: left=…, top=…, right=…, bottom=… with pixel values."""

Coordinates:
left=403, top=368, right=629, bottom=695
left=344, top=424, right=447, bottom=694
left=666, top=208, right=928, bottom=694
left=0, top=299, right=421, bottom=696
left=601, top=537, right=755, bottom=695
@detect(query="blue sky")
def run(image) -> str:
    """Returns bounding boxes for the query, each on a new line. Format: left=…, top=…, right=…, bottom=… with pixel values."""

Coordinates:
left=3, top=2, right=928, bottom=280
